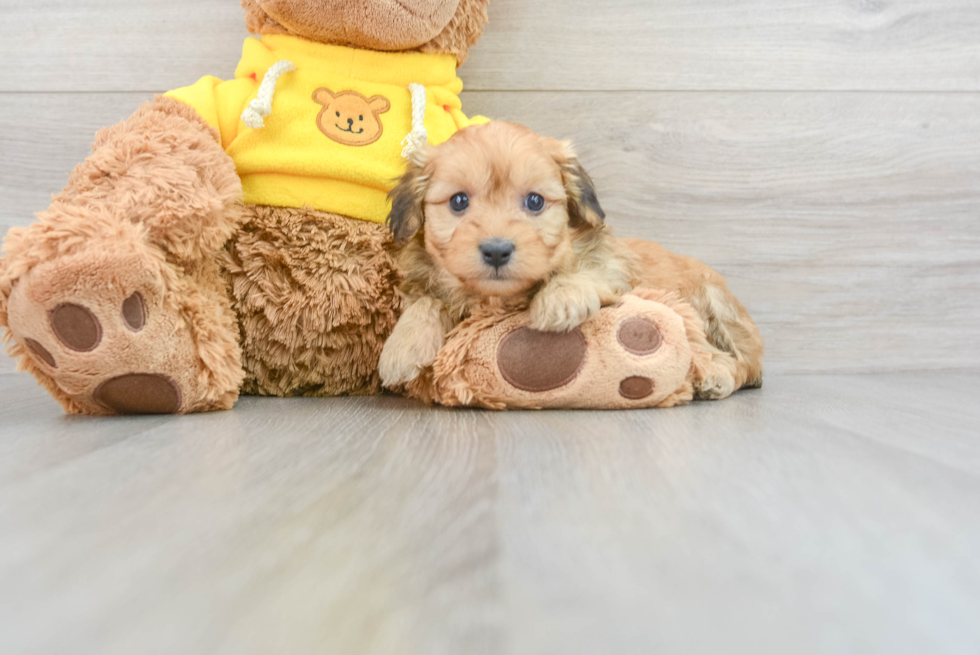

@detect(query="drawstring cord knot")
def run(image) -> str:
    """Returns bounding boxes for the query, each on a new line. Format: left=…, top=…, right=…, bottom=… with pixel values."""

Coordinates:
left=241, top=60, right=297, bottom=129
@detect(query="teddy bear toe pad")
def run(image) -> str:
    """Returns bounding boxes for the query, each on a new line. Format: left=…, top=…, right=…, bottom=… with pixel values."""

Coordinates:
left=121, top=292, right=147, bottom=332
left=6, top=250, right=216, bottom=415
left=50, top=303, right=103, bottom=352
left=617, top=317, right=663, bottom=356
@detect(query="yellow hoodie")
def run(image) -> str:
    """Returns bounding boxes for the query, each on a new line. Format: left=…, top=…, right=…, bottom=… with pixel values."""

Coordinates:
left=166, top=35, right=488, bottom=224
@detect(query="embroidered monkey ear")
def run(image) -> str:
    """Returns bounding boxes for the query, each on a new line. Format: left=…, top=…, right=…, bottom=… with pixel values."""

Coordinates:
left=369, top=95, right=391, bottom=114
left=552, top=140, right=606, bottom=229
left=312, top=88, right=336, bottom=106
left=387, top=149, right=430, bottom=241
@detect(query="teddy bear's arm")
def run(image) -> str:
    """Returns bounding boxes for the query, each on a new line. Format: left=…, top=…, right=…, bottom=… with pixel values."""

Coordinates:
left=165, top=76, right=259, bottom=150
left=87, top=95, right=244, bottom=263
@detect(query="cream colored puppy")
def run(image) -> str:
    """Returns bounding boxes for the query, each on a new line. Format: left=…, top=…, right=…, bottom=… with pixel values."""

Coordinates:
left=379, top=122, right=763, bottom=399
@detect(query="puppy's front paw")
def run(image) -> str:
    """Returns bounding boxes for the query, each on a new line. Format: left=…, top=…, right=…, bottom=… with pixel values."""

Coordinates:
left=378, top=331, right=444, bottom=387
left=529, top=285, right=602, bottom=332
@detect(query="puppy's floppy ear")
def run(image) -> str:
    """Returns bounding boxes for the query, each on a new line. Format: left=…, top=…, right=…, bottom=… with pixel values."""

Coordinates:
left=386, top=149, right=430, bottom=241
left=553, top=140, right=606, bottom=229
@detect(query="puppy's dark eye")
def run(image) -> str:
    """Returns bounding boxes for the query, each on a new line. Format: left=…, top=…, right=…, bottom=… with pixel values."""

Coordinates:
left=449, top=193, right=469, bottom=214
left=525, top=193, right=546, bottom=213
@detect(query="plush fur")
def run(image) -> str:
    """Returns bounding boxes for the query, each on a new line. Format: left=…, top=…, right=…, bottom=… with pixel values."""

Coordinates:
left=221, top=204, right=402, bottom=397
left=1, top=96, right=244, bottom=415
left=242, top=0, right=488, bottom=63
left=380, top=122, right=764, bottom=404
left=0, top=1, right=489, bottom=414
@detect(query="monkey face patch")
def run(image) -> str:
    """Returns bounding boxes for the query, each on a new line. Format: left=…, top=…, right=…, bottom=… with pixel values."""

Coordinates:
left=313, top=88, right=391, bottom=146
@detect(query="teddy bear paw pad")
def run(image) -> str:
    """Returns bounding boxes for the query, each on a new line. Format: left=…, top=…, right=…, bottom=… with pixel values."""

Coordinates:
left=94, top=374, right=182, bottom=415
left=5, top=250, right=208, bottom=415
left=496, top=327, right=587, bottom=392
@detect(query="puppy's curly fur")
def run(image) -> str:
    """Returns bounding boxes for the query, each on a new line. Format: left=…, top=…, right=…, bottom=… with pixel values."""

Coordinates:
left=379, top=122, right=764, bottom=399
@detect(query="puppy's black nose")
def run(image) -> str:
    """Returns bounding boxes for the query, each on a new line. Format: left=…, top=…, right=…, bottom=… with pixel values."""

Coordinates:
left=480, top=239, right=515, bottom=269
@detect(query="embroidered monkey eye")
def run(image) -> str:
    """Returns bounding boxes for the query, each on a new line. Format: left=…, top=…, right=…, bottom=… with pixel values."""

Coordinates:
left=359, top=115, right=364, bottom=121
left=525, top=193, right=546, bottom=214
left=449, top=193, right=469, bottom=214
left=335, top=111, right=340, bottom=117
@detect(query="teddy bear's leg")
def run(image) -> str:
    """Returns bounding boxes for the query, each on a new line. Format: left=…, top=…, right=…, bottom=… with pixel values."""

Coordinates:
left=413, top=289, right=712, bottom=410
left=221, top=206, right=402, bottom=397
left=0, top=97, right=245, bottom=414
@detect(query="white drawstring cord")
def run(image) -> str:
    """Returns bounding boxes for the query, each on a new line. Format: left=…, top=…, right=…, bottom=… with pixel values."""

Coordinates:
left=401, top=83, right=428, bottom=160
left=241, top=60, right=297, bottom=129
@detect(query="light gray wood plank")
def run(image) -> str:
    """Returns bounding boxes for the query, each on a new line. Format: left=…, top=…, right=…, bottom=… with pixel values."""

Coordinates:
left=491, top=378, right=980, bottom=655
left=472, top=0, right=980, bottom=92
left=0, top=0, right=248, bottom=93
left=2, top=0, right=979, bottom=92
left=1, top=371, right=979, bottom=654
left=0, top=93, right=150, bottom=227
left=3, top=91, right=978, bottom=374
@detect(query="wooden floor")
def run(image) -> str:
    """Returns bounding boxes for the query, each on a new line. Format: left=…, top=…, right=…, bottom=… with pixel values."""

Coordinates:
left=0, top=370, right=978, bottom=654
left=2, top=0, right=980, bottom=652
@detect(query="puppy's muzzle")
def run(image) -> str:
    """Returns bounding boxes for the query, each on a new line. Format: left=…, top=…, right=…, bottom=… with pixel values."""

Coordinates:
left=479, top=239, right=515, bottom=270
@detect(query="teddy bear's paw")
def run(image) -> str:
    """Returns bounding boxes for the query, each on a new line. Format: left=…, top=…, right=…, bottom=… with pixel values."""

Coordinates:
left=465, top=294, right=696, bottom=409
left=5, top=248, right=222, bottom=415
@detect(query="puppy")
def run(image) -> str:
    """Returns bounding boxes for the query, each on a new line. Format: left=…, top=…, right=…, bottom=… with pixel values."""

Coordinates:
left=378, top=121, right=763, bottom=400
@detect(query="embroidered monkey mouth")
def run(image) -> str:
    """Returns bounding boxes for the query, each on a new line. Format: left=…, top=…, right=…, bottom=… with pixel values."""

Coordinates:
left=335, top=124, right=365, bottom=134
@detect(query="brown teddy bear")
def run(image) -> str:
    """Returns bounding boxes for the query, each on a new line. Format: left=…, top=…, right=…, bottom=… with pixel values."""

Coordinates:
left=0, top=0, right=491, bottom=414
